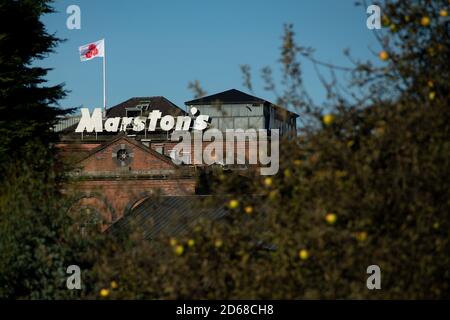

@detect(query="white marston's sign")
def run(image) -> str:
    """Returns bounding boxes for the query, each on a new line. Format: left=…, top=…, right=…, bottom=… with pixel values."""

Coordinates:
left=75, top=107, right=209, bottom=133
left=74, top=107, right=279, bottom=175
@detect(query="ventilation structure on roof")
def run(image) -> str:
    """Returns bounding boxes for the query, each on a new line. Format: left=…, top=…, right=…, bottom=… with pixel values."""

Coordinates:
left=137, top=100, right=151, bottom=111
left=126, top=101, right=150, bottom=117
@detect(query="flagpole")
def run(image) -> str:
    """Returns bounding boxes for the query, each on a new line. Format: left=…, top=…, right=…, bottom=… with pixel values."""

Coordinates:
left=103, top=39, right=106, bottom=118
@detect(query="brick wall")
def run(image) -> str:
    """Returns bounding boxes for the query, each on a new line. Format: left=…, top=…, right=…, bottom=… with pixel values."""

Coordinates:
left=70, top=178, right=196, bottom=226
left=63, top=137, right=196, bottom=229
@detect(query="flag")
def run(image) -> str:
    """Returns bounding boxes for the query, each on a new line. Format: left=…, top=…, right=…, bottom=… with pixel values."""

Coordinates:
left=79, top=39, right=104, bottom=61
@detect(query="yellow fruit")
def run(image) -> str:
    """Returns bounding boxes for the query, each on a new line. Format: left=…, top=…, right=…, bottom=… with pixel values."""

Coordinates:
left=356, top=231, right=368, bottom=242
left=427, top=80, right=434, bottom=88
left=99, top=288, right=109, bottom=297
left=379, top=51, right=389, bottom=61
left=389, top=24, right=397, bottom=32
left=169, top=238, right=177, bottom=246
left=429, top=92, right=436, bottom=100
left=325, top=213, right=337, bottom=225
left=264, top=177, right=273, bottom=186
left=228, top=199, right=239, bottom=209
left=440, top=9, right=448, bottom=17
left=214, top=239, right=223, bottom=248
left=299, top=249, right=309, bottom=260
left=284, top=169, right=291, bottom=178
left=241, top=254, right=250, bottom=263
left=110, top=281, right=118, bottom=289
left=187, top=239, right=195, bottom=247
left=174, top=245, right=184, bottom=256
left=244, top=206, right=253, bottom=214
left=294, top=159, right=302, bottom=167
left=322, top=114, right=334, bottom=126
left=421, top=16, right=430, bottom=26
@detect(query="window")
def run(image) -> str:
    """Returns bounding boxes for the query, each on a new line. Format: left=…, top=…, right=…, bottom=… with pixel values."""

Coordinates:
left=221, top=117, right=234, bottom=130
left=231, top=106, right=241, bottom=116
left=210, top=118, right=219, bottom=129
left=249, top=116, right=264, bottom=129
left=126, top=109, right=141, bottom=117
left=234, top=117, right=248, bottom=129
left=239, top=106, right=251, bottom=116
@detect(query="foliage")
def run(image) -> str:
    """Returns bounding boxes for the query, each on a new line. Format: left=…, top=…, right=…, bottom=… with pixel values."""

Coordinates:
left=83, top=0, right=449, bottom=299
left=0, top=151, right=106, bottom=299
left=0, top=0, right=449, bottom=299
left=0, top=0, right=70, bottom=168
left=0, top=0, right=93, bottom=299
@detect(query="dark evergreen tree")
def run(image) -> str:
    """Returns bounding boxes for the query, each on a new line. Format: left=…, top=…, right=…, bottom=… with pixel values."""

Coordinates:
left=0, top=0, right=70, bottom=168
left=0, top=1, right=96, bottom=299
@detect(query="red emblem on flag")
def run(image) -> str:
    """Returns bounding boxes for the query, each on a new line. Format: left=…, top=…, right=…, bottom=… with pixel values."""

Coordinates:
left=79, top=39, right=104, bottom=61
left=85, top=44, right=99, bottom=59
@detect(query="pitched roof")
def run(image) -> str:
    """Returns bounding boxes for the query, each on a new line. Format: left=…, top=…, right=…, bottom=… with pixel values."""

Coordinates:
left=185, top=89, right=267, bottom=105
left=185, top=89, right=299, bottom=118
left=76, top=133, right=177, bottom=167
left=106, top=96, right=186, bottom=117
left=109, top=196, right=228, bottom=239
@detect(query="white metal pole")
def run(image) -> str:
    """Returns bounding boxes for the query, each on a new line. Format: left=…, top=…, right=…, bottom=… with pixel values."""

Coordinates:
left=103, top=39, right=106, bottom=118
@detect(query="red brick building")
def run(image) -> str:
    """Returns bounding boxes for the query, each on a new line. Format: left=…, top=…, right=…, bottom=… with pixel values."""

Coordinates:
left=57, top=89, right=298, bottom=232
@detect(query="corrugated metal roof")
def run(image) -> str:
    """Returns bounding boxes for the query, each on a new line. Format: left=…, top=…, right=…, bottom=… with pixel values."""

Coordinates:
left=109, top=195, right=227, bottom=239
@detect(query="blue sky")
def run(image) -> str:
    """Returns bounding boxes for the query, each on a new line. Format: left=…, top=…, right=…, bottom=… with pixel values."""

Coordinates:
left=40, top=0, right=381, bottom=112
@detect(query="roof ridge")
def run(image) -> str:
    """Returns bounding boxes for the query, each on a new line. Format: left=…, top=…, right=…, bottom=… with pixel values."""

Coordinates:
left=106, top=96, right=186, bottom=117
left=184, top=88, right=267, bottom=105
